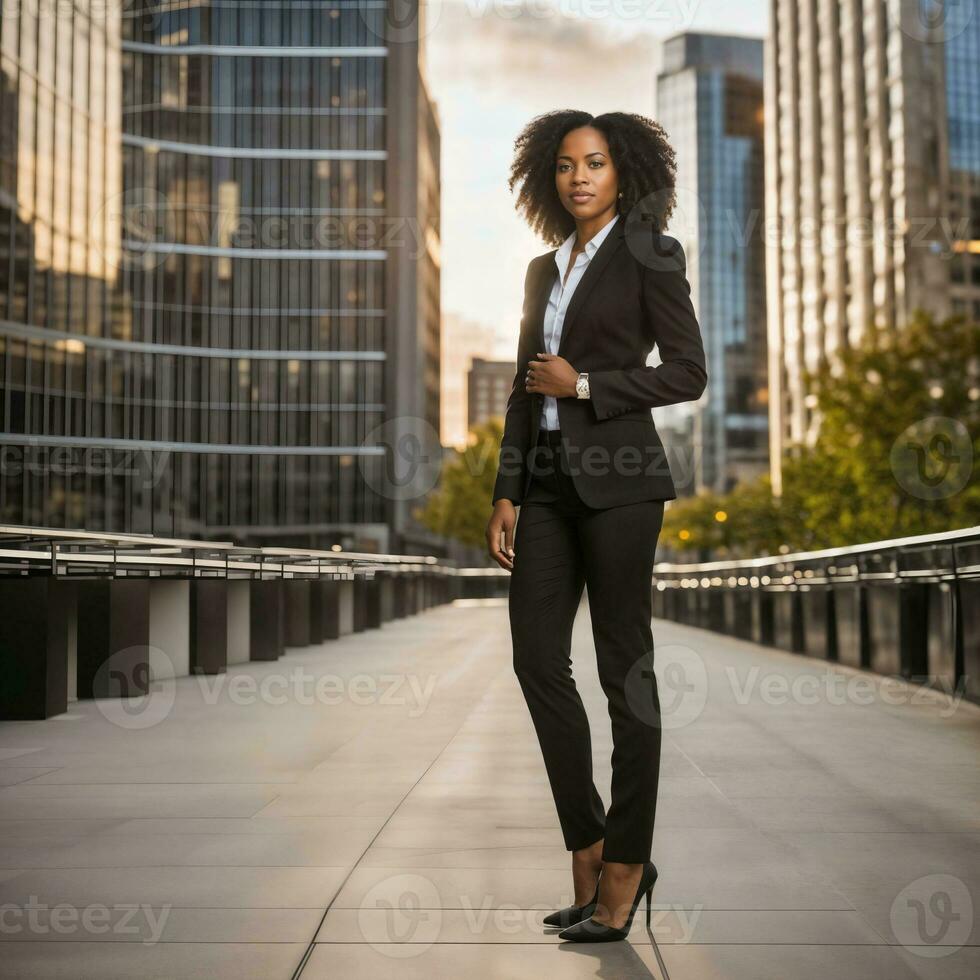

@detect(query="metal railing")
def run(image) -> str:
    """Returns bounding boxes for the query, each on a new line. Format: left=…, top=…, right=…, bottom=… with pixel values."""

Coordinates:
left=0, top=524, right=459, bottom=721
left=649, top=524, right=980, bottom=703
left=0, top=524, right=442, bottom=581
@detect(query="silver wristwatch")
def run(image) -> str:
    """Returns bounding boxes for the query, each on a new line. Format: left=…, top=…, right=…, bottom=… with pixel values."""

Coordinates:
left=575, top=371, right=590, bottom=399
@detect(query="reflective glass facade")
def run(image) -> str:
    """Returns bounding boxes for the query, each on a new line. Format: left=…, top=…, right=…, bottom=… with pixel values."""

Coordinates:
left=1, top=1, right=439, bottom=549
left=1, top=0, right=124, bottom=530
left=942, top=0, right=980, bottom=323
left=657, top=33, right=769, bottom=494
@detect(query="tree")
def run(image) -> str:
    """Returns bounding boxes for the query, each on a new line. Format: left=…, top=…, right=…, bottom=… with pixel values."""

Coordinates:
left=663, top=310, right=980, bottom=557
left=414, top=419, right=504, bottom=549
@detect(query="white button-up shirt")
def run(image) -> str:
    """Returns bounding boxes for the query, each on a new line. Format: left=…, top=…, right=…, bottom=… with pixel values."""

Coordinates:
left=539, top=212, right=620, bottom=430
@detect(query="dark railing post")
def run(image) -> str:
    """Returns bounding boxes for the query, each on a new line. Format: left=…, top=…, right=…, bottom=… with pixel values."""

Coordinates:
left=76, top=578, right=151, bottom=699
left=190, top=578, right=228, bottom=675
left=0, top=578, right=75, bottom=719
left=249, top=579, right=284, bottom=661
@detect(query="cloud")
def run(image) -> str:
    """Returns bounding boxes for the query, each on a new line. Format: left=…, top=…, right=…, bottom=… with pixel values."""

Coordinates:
left=428, top=2, right=659, bottom=112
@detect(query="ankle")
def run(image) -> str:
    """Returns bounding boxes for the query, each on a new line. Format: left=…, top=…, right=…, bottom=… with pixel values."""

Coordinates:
left=600, top=860, right=642, bottom=878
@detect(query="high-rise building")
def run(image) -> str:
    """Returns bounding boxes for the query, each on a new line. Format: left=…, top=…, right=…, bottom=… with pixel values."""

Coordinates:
left=0, top=0, right=123, bottom=531
left=765, top=0, right=979, bottom=494
left=467, top=357, right=513, bottom=433
left=0, top=0, right=440, bottom=553
left=657, top=32, right=769, bottom=495
left=944, top=0, right=980, bottom=321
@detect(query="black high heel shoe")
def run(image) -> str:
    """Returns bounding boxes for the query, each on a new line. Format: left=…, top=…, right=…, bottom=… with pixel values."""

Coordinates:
left=558, top=860, right=658, bottom=942
left=542, top=880, right=600, bottom=927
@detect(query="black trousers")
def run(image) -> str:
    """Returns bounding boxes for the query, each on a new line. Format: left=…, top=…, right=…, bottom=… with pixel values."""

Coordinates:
left=509, top=428, right=666, bottom=865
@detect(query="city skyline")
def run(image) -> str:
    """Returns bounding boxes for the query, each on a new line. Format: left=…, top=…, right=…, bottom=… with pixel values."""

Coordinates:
left=427, top=0, right=770, bottom=362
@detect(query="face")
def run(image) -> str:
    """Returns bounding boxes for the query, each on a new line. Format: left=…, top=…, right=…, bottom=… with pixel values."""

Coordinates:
left=555, top=125, right=619, bottom=221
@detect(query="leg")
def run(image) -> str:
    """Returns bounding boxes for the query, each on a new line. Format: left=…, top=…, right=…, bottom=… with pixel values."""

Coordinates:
left=578, top=499, right=665, bottom=865
left=509, top=499, right=606, bottom=858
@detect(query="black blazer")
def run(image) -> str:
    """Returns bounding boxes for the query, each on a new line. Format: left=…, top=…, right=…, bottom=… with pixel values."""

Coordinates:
left=491, top=217, right=708, bottom=509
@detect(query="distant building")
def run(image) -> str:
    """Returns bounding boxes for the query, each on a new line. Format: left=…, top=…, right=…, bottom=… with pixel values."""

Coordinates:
left=467, top=357, right=514, bottom=433
left=657, top=31, right=769, bottom=496
left=441, top=313, right=497, bottom=449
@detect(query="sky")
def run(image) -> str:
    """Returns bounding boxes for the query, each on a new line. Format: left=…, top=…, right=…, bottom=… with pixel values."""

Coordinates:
left=425, top=0, right=770, bottom=358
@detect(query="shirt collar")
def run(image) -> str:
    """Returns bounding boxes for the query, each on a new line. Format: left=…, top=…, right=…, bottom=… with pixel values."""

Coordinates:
left=554, top=212, right=620, bottom=273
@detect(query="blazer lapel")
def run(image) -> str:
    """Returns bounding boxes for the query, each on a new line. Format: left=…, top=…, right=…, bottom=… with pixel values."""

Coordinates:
left=528, top=215, right=625, bottom=379
left=556, top=218, right=625, bottom=358
left=532, top=254, right=558, bottom=356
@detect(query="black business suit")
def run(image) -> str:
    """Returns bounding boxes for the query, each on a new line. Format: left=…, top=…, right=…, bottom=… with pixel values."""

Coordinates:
left=493, top=214, right=707, bottom=864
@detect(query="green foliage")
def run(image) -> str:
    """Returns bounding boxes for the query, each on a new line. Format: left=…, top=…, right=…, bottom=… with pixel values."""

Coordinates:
left=414, top=418, right=505, bottom=549
left=663, top=309, right=980, bottom=557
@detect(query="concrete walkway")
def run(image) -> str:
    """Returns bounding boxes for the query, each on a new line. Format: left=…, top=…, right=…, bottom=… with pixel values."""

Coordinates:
left=0, top=597, right=977, bottom=979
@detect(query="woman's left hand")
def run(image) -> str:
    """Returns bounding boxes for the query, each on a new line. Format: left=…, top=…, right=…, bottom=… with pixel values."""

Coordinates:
left=525, top=353, right=578, bottom=398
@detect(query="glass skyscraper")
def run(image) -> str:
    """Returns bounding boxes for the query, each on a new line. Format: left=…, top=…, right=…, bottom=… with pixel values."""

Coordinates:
left=657, top=32, right=769, bottom=495
left=0, top=0, right=123, bottom=532
left=1, top=1, right=440, bottom=552
left=942, top=0, right=980, bottom=321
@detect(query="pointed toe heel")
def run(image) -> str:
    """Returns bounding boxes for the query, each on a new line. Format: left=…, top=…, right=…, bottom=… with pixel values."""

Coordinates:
left=542, top=882, right=599, bottom=928
left=558, top=860, right=658, bottom=943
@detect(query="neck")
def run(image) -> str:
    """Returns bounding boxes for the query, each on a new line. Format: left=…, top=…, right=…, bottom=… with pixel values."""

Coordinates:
left=574, top=207, right=618, bottom=248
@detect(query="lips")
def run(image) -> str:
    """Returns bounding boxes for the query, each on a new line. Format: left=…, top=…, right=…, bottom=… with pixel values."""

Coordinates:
left=570, top=193, right=593, bottom=202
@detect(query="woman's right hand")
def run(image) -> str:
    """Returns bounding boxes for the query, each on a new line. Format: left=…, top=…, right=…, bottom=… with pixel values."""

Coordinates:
left=486, top=500, right=517, bottom=571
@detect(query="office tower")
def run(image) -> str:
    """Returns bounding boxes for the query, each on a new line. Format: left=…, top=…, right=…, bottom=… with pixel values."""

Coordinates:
left=944, top=0, right=980, bottom=321
left=0, top=1, right=440, bottom=553
left=765, top=0, right=979, bottom=494
left=467, top=356, right=513, bottom=433
left=657, top=32, right=769, bottom=495
left=0, top=1, right=123, bottom=530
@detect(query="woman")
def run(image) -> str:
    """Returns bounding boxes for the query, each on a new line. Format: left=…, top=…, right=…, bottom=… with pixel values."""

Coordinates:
left=485, top=110, right=707, bottom=942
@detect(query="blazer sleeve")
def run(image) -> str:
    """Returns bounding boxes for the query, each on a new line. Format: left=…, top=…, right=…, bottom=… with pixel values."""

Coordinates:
left=491, top=259, right=539, bottom=506
left=587, top=235, right=707, bottom=420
